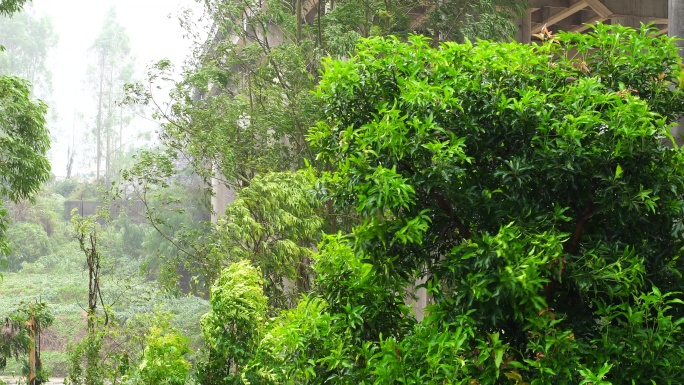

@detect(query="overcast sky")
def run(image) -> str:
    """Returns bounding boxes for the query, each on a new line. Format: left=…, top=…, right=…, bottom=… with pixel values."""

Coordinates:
left=28, top=0, right=204, bottom=177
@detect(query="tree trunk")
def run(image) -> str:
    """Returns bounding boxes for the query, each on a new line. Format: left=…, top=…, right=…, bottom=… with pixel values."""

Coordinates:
left=105, top=65, right=114, bottom=186
left=296, top=0, right=303, bottom=42
left=95, top=53, right=105, bottom=181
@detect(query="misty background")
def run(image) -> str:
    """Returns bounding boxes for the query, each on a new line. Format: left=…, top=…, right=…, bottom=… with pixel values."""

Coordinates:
left=5, top=0, right=204, bottom=178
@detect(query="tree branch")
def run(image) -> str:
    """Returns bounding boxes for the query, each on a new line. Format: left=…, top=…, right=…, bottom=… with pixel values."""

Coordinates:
left=431, top=191, right=471, bottom=240
left=565, top=202, right=594, bottom=255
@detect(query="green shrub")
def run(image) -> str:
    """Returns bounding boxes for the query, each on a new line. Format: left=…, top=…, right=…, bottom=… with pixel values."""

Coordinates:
left=136, top=315, right=191, bottom=385
left=197, top=260, right=268, bottom=384
left=6, top=222, right=51, bottom=269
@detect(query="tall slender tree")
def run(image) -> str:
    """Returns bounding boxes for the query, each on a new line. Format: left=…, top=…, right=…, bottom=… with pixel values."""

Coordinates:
left=87, top=7, right=134, bottom=183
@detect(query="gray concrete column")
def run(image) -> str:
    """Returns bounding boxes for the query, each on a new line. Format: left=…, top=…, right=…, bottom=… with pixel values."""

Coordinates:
left=515, top=9, right=532, bottom=43
left=669, top=0, right=684, bottom=144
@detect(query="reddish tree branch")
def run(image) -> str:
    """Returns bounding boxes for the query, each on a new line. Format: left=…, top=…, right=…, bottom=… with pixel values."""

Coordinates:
left=431, top=191, right=471, bottom=239
left=565, top=202, right=594, bottom=255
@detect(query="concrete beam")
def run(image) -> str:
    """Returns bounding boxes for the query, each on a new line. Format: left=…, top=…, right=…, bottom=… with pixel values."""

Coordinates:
left=529, top=0, right=570, bottom=7
left=533, top=0, right=589, bottom=33
left=610, top=15, right=669, bottom=24
left=570, top=15, right=607, bottom=32
left=530, top=0, right=666, bottom=19
left=584, top=0, right=612, bottom=18
left=602, top=0, right=667, bottom=19
left=611, top=15, right=644, bottom=28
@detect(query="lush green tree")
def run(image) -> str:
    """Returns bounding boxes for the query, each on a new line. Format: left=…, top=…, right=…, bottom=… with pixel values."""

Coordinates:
left=122, top=0, right=523, bottom=304
left=213, top=171, right=323, bottom=309
left=132, top=0, right=524, bottom=190
left=0, top=75, right=51, bottom=266
left=135, top=314, right=191, bottom=385
left=246, top=233, right=415, bottom=384
left=246, top=24, right=684, bottom=383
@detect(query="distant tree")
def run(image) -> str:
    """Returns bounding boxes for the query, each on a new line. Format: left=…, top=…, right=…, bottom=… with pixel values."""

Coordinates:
left=0, top=8, right=58, bottom=99
left=87, top=7, right=134, bottom=184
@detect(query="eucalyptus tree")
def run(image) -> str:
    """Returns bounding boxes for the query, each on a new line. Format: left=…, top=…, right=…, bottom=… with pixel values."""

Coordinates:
left=88, top=7, right=134, bottom=183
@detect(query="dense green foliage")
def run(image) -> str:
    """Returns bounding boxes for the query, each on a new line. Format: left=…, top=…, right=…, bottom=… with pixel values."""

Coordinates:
left=7, top=0, right=684, bottom=384
left=214, top=171, right=323, bottom=308
left=124, top=0, right=524, bottom=302
left=285, top=24, right=684, bottom=383
left=198, top=260, right=268, bottom=384
left=0, top=76, right=50, bottom=202
left=131, top=0, right=523, bottom=188
left=135, top=315, right=191, bottom=385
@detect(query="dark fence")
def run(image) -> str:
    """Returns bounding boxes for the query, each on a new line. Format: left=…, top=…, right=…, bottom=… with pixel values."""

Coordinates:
left=64, top=200, right=147, bottom=223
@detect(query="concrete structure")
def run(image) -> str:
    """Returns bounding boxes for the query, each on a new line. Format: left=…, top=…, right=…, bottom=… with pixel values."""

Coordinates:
left=524, top=0, right=667, bottom=38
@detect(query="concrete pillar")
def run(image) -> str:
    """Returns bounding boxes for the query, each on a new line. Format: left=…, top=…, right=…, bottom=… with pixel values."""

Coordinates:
left=515, top=9, right=532, bottom=43
left=669, top=0, right=684, bottom=144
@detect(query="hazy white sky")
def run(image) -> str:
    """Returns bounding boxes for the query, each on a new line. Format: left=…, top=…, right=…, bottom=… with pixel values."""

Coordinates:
left=28, top=0, right=204, bottom=177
